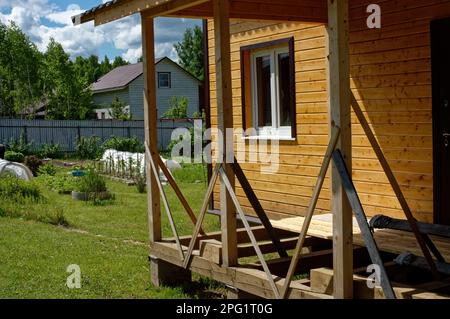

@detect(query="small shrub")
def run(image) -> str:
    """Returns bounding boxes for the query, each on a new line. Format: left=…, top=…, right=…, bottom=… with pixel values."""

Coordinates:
left=76, top=136, right=102, bottom=160
left=102, top=136, right=144, bottom=153
left=38, top=163, right=57, bottom=176
left=44, top=209, right=70, bottom=227
left=39, top=143, right=62, bottom=159
left=133, top=172, right=146, bottom=193
left=77, top=169, right=107, bottom=193
left=24, top=155, right=43, bottom=176
left=4, top=151, right=25, bottom=163
left=0, top=177, right=42, bottom=202
left=8, top=134, right=33, bottom=155
left=163, top=96, right=188, bottom=119
left=108, top=97, right=131, bottom=120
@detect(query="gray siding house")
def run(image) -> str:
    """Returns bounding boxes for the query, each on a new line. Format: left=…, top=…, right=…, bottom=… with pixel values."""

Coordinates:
left=92, top=57, right=202, bottom=120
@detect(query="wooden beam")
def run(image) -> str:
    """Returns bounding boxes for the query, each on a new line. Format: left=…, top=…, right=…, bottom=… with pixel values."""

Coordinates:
left=231, top=160, right=287, bottom=258
left=213, top=0, right=237, bottom=267
left=327, top=0, right=353, bottom=299
left=281, top=125, right=340, bottom=298
left=95, top=0, right=159, bottom=26
left=156, top=156, right=206, bottom=235
left=166, top=0, right=328, bottom=22
left=183, top=163, right=221, bottom=268
left=141, top=16, right=161, bottom=244
left=146, top=144, right=184, bottom=259
left=152, top=241, right=332, bottom=299
left=219, top=166, right=280, bottom=298
left=351, top=95, right=443, bottom=274
left=333, top=149, right=396, bottom=299
left=141, top=0, right=209, bottom=18
left=169, top=225, right=298, bottom=248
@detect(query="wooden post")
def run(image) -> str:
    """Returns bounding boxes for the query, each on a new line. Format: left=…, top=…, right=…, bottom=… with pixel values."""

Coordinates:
left=141, top=16, right=161, bottom=244
left=213, top=0, right=237, bottom=267
left=327, top=0, right=353, bottom=299
left=142, top=16, right=191, bottom=285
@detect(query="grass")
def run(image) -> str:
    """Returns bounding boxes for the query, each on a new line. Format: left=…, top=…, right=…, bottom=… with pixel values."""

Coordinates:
left=0, top=163, right=222, bottom=299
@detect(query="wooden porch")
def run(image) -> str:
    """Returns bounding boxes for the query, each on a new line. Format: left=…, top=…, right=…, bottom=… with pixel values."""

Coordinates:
left=73, top=0, right=450, bottom=299
left=152, top=214, right=450, bottom=299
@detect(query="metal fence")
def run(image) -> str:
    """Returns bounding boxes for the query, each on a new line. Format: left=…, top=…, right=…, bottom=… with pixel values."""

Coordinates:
left=0, top=118, right=200, bottom=152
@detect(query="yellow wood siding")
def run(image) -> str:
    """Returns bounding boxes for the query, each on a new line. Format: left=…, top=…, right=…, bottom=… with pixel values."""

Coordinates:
left=207, top=0, right=450, bottom=223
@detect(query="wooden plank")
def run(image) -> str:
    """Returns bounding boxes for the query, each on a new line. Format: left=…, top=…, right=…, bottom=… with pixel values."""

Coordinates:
left=152, top=241, right=332, bottom=298
left=156, top=156, right=206, bottom=235
left=199, top=239, right=222, bottom=264
left=281, top=125, right=340, bottom=298
left=146, top=144, right=184, bottom=259
left=310, top=267, right=375, bottom=298
left=219, top=166, right=281, bottom=298
left=166, top=225, right=298, bottom=247
left=141, top=16, right=161, bottom=243
left=141, top=0, right=209, bottom=18
left=231, top=159, right=288, bottom=258
left=412, top=292, right=450, bottom=299
left=327, top=0, right=353, bottom=299
left=213, top=0, right=237, bottom=268
left=332, top=149, right=396, bottom=299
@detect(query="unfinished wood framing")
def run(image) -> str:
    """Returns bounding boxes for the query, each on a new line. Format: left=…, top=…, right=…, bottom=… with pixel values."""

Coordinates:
left=213, top=0, right=238, bottom=268
left=76, top=0, right=450, bottom=300
left=327, top=0, right=353, bottom=299
left=141, top=16, right=161, bottom=244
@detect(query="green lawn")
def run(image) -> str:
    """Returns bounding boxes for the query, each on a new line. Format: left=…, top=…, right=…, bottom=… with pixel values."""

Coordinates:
left=0, top=163, right=222, bottom=299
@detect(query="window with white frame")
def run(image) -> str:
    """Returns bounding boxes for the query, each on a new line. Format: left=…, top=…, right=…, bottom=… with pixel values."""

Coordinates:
left=158, top=72, right=171, bottom=88
left=241, top=37, right=295, bottom=139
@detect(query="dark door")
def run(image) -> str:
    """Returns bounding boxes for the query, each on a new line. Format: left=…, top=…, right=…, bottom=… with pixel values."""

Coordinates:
left=431, top=18, right=450, bottom=225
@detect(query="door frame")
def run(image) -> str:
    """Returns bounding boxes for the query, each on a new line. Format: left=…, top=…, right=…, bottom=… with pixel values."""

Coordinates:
left=431, top=17, right=449, bottom=224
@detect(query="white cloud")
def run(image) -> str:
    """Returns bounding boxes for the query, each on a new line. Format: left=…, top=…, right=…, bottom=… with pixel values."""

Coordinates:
left=0, top=1, right=202, bottom=63
left=46, top=4, right=83, bottom=26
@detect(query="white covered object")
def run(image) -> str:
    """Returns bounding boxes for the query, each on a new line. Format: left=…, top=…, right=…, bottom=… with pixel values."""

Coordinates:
left=101, top=149, right=180, bottom=183
left=0, top=159, right=33, bottom=181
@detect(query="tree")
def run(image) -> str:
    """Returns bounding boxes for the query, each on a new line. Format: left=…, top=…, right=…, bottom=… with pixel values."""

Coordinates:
left=99, top=55, right=112, bottom=76
left=174, top=25, right=204, bottom=81
left=0, top=22, right=44, bottom=117
left=43, top=39, right=93, bottom=120
left=108, top=96, right=131, bottom=120
left=163, top=96, right=188, bottom=119
left=73, top=55, right=102, bottom=85
left=112, top=56, right=129, bottom=69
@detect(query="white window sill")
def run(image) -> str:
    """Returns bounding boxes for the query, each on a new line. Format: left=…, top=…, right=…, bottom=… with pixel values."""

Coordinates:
left=241, top=135, right=296, bottom=141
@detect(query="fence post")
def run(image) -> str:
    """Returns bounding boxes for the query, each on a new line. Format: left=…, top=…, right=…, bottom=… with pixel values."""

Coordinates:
left=77, top=126, right=81, bottom=141
left=23, top=126, right=28, bottom=144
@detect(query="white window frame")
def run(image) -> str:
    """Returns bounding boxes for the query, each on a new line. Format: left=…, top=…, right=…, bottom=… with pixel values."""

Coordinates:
left=158, top=72, right=171, bottom=89
left=250, top=46, right=291, bottom=139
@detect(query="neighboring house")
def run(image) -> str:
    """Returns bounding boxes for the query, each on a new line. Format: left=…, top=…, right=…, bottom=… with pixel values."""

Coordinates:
left=19, top=100, right=48, bottom=119
left=91, top=57, right=203, bottom=120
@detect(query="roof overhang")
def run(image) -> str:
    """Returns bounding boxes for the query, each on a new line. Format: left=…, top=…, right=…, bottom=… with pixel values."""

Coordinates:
left=72, top=0, right=328, bottom=27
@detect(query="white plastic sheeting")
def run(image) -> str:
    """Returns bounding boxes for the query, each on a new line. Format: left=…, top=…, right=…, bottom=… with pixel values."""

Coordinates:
left=0, top=159, right=33, bottom=181
left=101, top=149, right=181, bottom=183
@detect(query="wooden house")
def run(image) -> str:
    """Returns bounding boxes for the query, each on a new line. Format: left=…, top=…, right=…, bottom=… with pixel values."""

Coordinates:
left=73, top=0, right=450, bottom=299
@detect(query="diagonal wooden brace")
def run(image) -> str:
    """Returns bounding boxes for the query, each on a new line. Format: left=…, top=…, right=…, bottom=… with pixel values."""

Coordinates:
left=351, top=93, right=441, bottom=279
left=333, top=149, right=396, bottom=299
left=230, top=159, right=288, bottom=258
left=145, top=143, right=184, bottom=260
left=280, top=125, right=341, bottom=298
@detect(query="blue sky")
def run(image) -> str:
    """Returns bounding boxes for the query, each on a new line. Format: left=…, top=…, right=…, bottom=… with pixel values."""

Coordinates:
left=0, top=0, right=203, bottom=62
